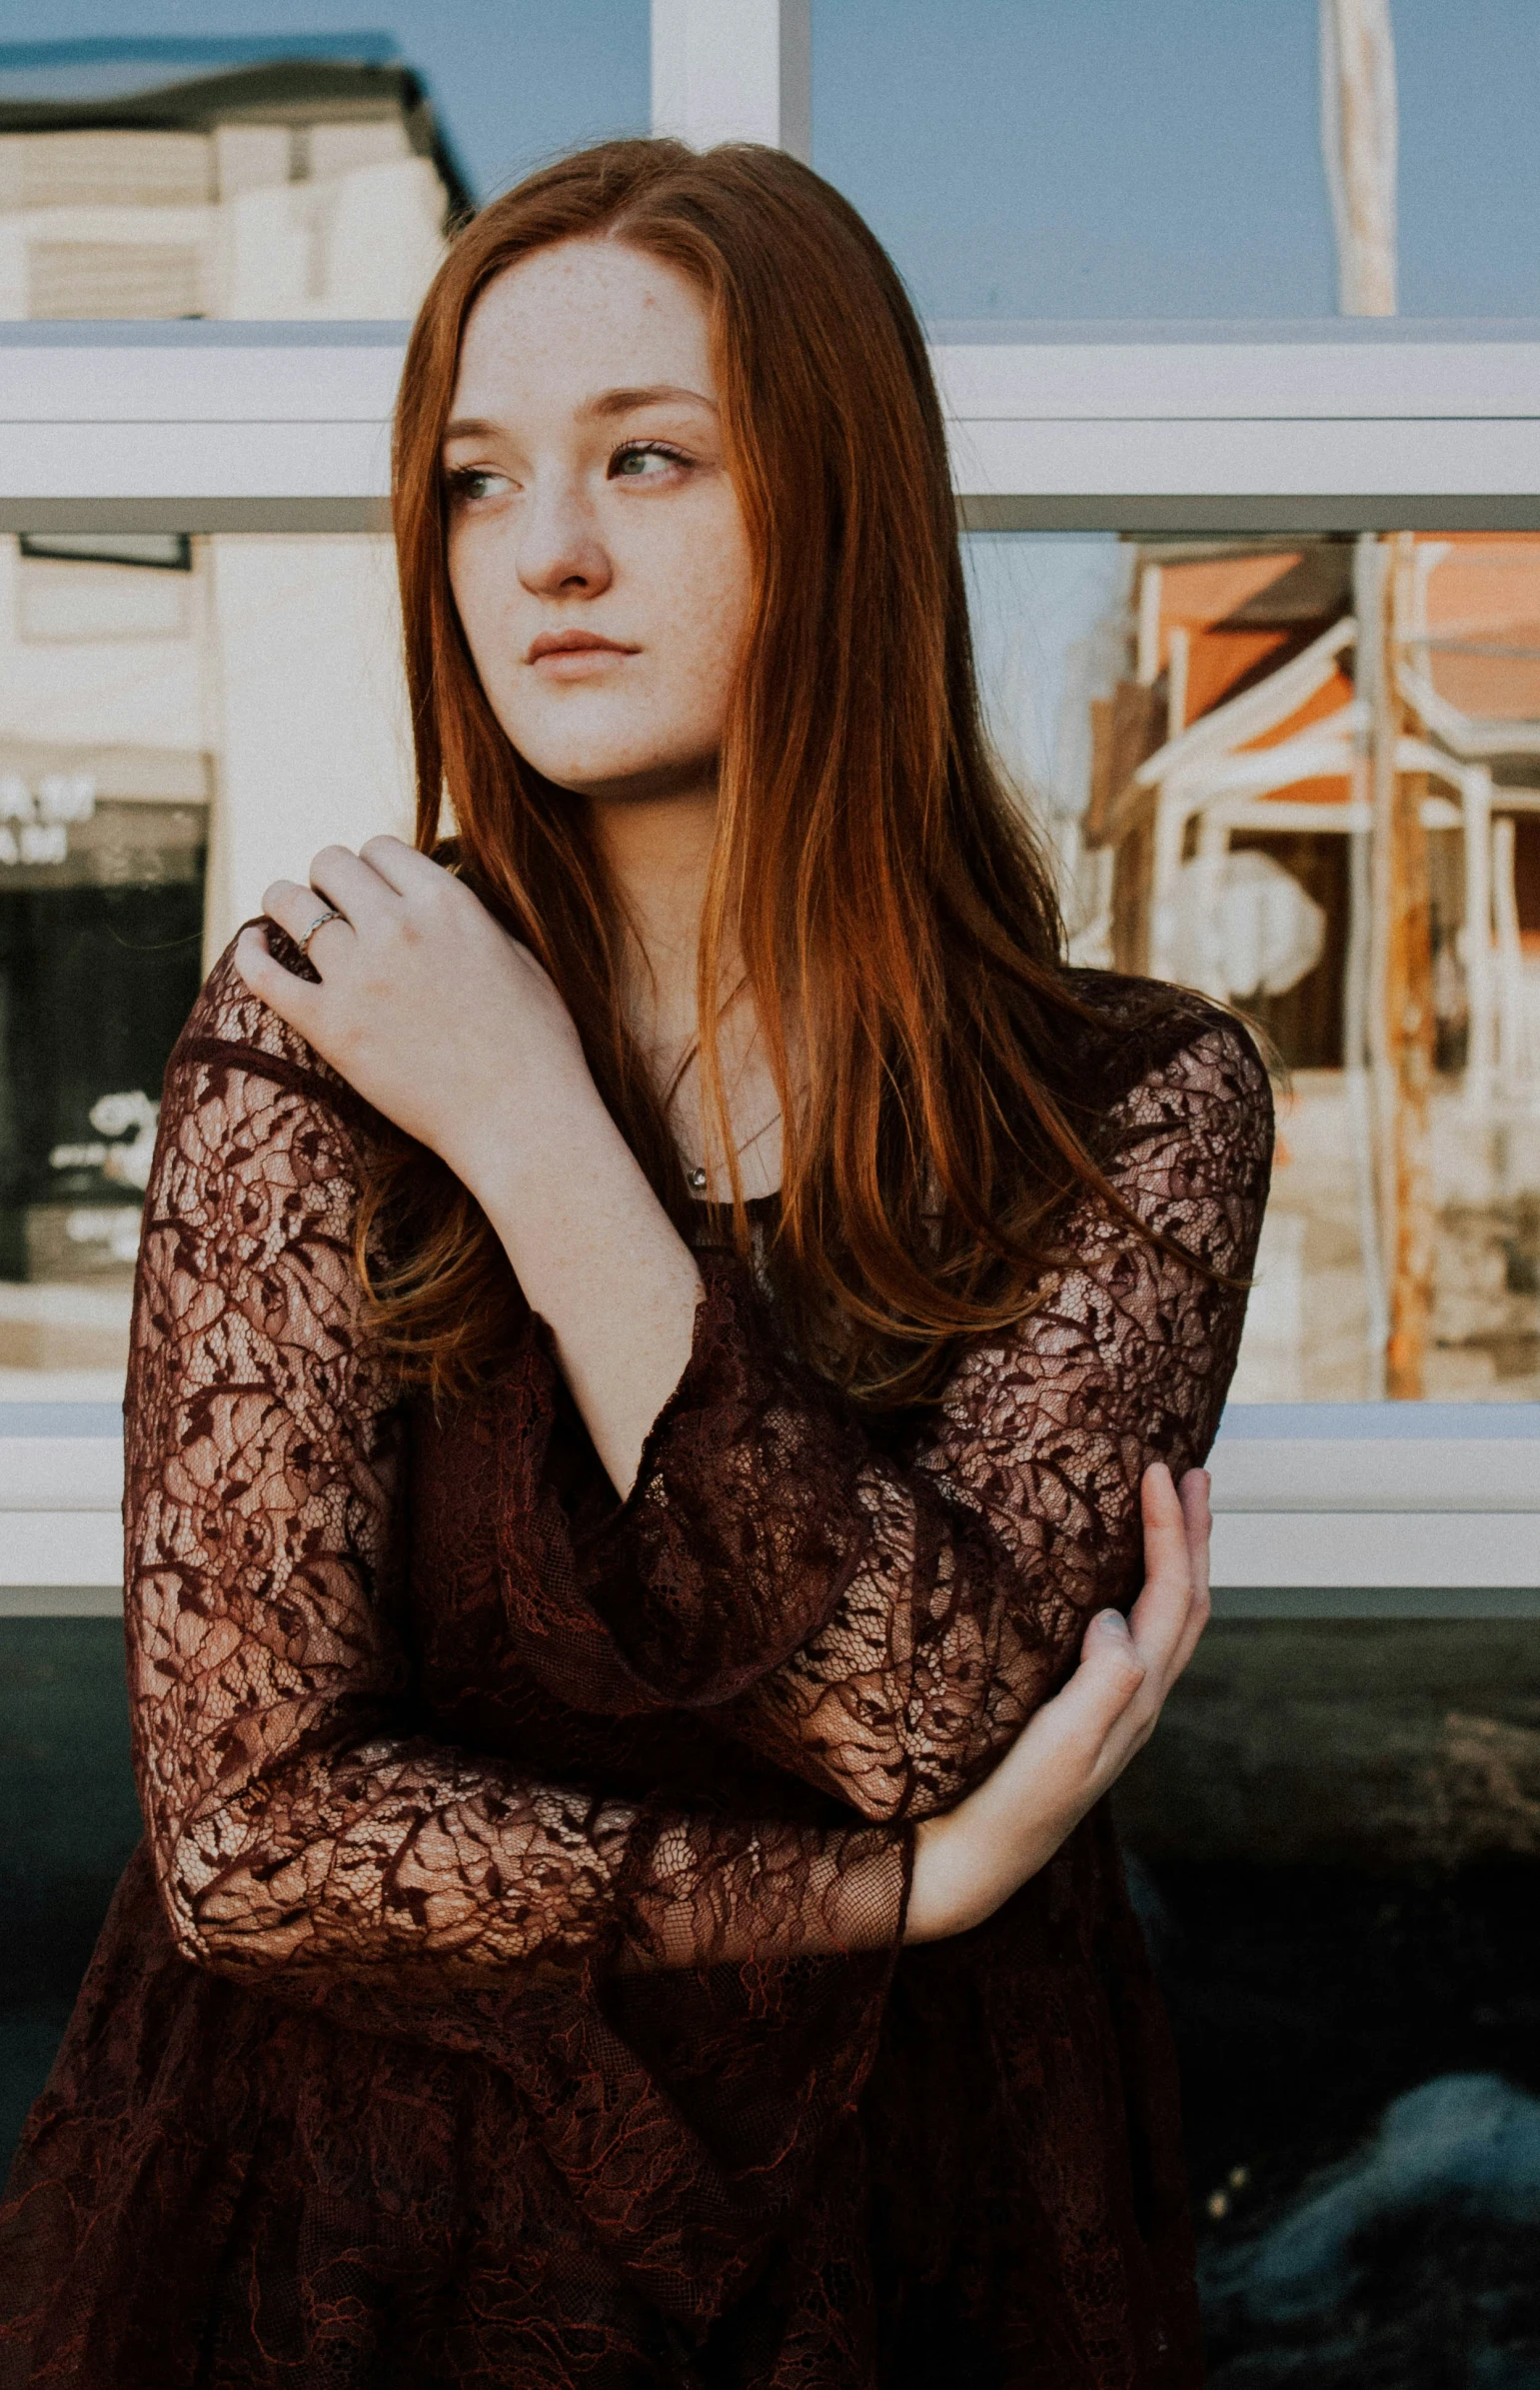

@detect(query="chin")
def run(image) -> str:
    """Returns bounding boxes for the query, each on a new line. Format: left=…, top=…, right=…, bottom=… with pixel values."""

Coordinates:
left=538, top=762, right=709, bottom=809
left=511, top=743, right=648, bottom=798
left=507, top=726, right=718, bottom=807
left=498, top=700, right=642, bottom=785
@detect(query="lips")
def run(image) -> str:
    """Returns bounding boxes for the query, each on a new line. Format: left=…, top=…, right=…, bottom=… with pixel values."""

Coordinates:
left=526, top=630, right=638, bottom=663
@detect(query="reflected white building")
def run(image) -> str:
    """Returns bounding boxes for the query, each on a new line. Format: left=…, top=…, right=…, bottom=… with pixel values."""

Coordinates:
left=0, top=41, right=461, bottom=319
left=0, top=44, right=462, bottom=1389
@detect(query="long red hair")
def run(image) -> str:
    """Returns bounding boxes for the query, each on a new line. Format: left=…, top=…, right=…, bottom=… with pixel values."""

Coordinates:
left=362, top=137, right=1182, bottom=1406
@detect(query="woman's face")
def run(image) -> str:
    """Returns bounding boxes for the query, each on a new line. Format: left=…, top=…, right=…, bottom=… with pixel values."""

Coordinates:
left=443, top=239, right=754, bottom=808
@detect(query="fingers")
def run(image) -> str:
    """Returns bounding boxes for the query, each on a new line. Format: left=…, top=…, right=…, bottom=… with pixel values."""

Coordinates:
left=1123, top=1462, right=1197, bottom=1694
left=1180, top=1467, right=1211, bottom=1609
left=357, top=834, right=452, bottom=897
left=1169, top=1468, right=1213, bottom=1679
left=1069, top=1607, right=1149, bottom=1731
left=260, top=845, right=420, bottom=957
left=992, top=1611, right=1146, bottom=1792
left=933, top=1462, right=1211, bottom=1927
left=232, top=922, right=322, bottom=1036
left=262, top=843, right=463, bottom=963
left=259, top=877, right=350, bottom=957
left=305, top=845, right=400, bottom=929
left=957, top=1609, right=1146, bottom=1864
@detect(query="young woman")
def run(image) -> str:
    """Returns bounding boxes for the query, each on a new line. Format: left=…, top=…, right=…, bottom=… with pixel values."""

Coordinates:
left=0, top=142, right=1270, bottom=2388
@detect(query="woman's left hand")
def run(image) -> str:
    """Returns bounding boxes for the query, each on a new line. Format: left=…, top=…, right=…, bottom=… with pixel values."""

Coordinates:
left=235, top=838, right=595, bottom=1193
left=904, top=1462, right=1212, bottom=1941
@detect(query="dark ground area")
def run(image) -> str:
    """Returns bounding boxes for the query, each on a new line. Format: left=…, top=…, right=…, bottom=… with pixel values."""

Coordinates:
left=4, top=1617, right=1540, bottom=2384
left=1135, top=1858, right=1540, bottom=2388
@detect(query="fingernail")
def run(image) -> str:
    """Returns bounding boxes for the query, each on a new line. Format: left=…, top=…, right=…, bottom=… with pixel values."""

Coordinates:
left=1094, top=1608, right=1130, bottom=1637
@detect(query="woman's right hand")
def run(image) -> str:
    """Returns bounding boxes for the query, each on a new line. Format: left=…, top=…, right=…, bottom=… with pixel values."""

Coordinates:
left=904, top=1462, right=1210, bottom=1943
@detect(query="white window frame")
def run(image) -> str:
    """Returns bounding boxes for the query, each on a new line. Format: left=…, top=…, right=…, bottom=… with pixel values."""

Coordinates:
left=1, top=320, right=1538, bottom=1619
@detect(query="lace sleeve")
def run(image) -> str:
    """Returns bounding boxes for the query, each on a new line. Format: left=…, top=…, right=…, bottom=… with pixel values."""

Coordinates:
left=523, top=1019, right=1272, bottom=1823
left=123, top=946, right=909, bottom=2015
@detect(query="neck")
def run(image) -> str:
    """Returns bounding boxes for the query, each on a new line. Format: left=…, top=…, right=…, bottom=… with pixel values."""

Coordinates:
left=585, top=777, right=732, bottom=1054
left=584, top=774, right=786, bottom=1197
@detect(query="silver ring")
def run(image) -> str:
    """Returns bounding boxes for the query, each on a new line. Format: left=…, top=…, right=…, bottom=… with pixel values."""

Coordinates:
left=296, top=906, right=345, bottom=959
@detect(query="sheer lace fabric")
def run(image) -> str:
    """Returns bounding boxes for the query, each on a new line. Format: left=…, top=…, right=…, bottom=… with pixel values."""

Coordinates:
left=0, top=948, right=1271, bottom=2389
left=122, top=974, right=901, bottom=1996
left=508, top=1014, right=1268, bottom=1827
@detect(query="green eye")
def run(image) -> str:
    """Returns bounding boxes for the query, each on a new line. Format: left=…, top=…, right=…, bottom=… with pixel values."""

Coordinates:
left=611, top=441, right=688, bottom=480
left=448, top=467, right=505, bottom=504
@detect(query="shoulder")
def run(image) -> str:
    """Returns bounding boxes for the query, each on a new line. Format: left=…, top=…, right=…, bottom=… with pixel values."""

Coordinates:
left=166, top=927, right=384, bottom=1159
left=141, top=934, right=394, bottom=1289
left=1048, top=973, right=1274, bottom=1244
left=1061, top=968, right=1272, bottom=1134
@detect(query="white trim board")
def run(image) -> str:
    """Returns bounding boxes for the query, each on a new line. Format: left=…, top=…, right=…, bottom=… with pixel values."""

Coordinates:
left=9, top=319, right=1540, bottom=530
left=4, top=1402, right=1536, bottom=1614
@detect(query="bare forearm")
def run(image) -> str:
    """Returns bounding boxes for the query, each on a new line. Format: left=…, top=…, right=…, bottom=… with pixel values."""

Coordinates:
left=460, top=1082, right=703, bottom=1498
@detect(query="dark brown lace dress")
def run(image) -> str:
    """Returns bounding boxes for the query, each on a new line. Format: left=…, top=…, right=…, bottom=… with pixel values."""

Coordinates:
left=0, top=947, right=1271, bottom=2390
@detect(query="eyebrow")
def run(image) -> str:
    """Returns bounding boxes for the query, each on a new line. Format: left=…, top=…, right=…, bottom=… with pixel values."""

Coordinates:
left=585, top=384, right=717, bottom=421
left=441, top=385, right=717, bottom=445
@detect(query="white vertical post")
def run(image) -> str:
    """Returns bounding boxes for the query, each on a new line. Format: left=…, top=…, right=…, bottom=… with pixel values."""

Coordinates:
left=1193, top=801, right=1232, bottom=1003
left=1135, top=563, right=1163, bottom=686
left=1350, top=535, right=1392, bottom=1390
left=204, top=537, right=414, bottom=962
left=1146, top=786, right=1187, bottom=984
left=1164, top=623, right=1189, bottom=740
left=651, top=0, right=811, bottom=160
left=1492, top=815, right=1535, bottom=1098
left=1319, top=0, right=1399, bottom=315
left=1462, top=764, right=1495, bottom=1114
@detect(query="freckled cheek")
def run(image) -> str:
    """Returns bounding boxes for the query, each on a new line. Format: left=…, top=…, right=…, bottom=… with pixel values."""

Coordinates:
left=652, top=609, right=744, bottom=751
left=446, top=542, right=516, bottom=690
left=655, top=526, right=753, bottom=724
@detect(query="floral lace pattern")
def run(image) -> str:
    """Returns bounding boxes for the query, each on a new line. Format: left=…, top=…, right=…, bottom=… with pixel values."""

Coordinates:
left=503, top=1016, right=1269, bottom=1830
left=0, top=946, right=1271, bottom=2389
left=123, top=967, right=902, bottom=1997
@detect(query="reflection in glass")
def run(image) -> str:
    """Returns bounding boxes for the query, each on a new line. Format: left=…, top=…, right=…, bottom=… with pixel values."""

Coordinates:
left=0, top=520, right=413, bottom=1399
left=4, top=524, right=1537, bottom=1406
left=966, top=532, right=1540, bottom=1402
left=0, top=41, right=467, bottom=321
left=0, top=753, right=205, bottom=1394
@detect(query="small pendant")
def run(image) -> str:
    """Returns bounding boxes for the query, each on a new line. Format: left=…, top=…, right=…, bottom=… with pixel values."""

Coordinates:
left=688, top=1166, right=708, bottom=1192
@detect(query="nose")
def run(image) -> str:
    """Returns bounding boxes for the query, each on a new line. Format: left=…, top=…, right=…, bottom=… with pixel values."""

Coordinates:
left=515, top=474, right=613, bottom=601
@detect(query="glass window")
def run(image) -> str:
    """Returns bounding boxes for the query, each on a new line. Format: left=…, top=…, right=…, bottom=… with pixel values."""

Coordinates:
left=0, top=16, right=651, bottom=322
left=0, top=778, right=206, bottom=1322
left=814, top=2, right=1332, bottom=322
left=4, top=516, right=1534, bottom=1409
left=814, top=0, right=1540, bottom=324
left=0, top=1614, right=143, bottom=2171
left=964, top=528, right=1540, bottom=1403
left=0, top=525, right=408, bottom=1400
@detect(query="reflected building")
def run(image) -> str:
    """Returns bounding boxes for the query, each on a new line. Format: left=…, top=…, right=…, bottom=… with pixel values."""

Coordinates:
left=1076, top=535, right=1540, bottom=1400
left=0, top=41, right=463, bottom=318
left=0, top=41, right=464, bottom=1390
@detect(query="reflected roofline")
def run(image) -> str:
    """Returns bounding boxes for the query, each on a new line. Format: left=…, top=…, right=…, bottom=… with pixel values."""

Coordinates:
left=0, top=51, right=475, bottom=225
